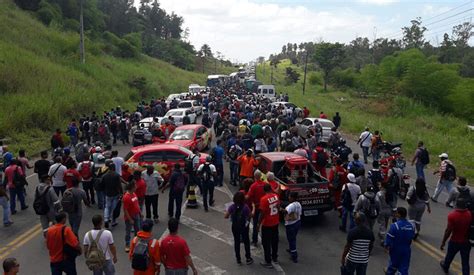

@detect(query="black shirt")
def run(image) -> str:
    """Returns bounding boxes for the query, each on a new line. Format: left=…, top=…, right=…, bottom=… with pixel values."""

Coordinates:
left=346, top=225, right=374, bottom=264
left=34, top=159, right=52, bottom=178
left=101, top=172, right=122, bottom=197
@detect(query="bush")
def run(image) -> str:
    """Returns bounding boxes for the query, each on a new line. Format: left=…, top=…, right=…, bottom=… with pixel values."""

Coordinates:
left=36, top=1, right=61, bottom=25
left=308, top=72, right=323, bottom=85
left=332, top=68, right=356, bottom=88
left=63, top=18, right=79, bottom=31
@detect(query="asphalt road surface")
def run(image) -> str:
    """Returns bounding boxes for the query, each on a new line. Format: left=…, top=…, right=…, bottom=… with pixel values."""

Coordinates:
left=0, top=126, right=472, bottom=275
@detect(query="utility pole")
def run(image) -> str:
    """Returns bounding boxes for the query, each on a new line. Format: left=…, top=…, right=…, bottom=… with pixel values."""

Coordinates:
left=302, top=51, right=309, bottom=95
left=270, top=65, right=273, bottom=84
left=79, top=0, right=85, bottom=64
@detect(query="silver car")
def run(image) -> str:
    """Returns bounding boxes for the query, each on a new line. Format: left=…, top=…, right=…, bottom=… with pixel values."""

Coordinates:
left=299, top=118, right=335, bottom=143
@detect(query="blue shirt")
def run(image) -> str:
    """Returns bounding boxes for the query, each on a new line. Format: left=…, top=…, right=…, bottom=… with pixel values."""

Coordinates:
left=213, top=146, right=224, bottom=165
left=384, top=218, right=415, bottom=252
left=348, top=160, right=364, bottom=171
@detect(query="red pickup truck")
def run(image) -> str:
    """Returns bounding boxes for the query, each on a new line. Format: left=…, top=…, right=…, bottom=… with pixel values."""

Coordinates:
left=257, top=152, right=333, bottom=218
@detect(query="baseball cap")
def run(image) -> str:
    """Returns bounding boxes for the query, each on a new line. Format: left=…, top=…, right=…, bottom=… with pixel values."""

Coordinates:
left=439, top=153, right=448, bottom=159
left=347, top=173, right=356, bottom=183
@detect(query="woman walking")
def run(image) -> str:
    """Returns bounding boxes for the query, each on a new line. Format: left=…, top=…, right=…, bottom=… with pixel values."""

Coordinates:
left=406, top=178, right=431, bottom=239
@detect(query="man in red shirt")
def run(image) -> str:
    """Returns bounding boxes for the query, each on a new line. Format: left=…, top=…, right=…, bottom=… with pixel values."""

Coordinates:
left=46, top=212, right=81, bottom=274
left=133, top=171, right=146, bottom=211
left=440, top=198, right=472, bottom=275
left=4, top=160, right=28, bottom=214
left=303, top=107, right=310, bottom=118
left=123, top=182, right=142, bottom=252
left=258, top=184, right=280, bottom=268
left=160, top=218, right=198, bottom=275
left=328, top=159, right=348, bottom=214
left=246, top=170, right=267, bottom=246
left=63, top=164, right=82, bottom=189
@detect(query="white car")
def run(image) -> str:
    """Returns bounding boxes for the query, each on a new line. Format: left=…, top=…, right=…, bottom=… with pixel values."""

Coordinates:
left=299, top=118, right=336, bottom=143
left=270, top=102, right=303, bottom=116
left=165, top=108, right=197, bottom=126
left=138, top=117, right=165, bottom=130
left=178, top=100, right=203, bottom=116
left=165, top=94, right=181, bottom=108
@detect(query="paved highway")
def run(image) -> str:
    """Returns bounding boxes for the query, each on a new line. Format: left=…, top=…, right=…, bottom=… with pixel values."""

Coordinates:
left=0, top=127, right=472, bottom=275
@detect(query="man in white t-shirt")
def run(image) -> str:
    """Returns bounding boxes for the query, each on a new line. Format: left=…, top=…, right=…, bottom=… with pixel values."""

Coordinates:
left=357, top=127, right=372, bottom=164
left=83, top=214, right=117, bottom=275
left=111, top=151, right=124, bottom=177
left=48, top=157, right=67, bottom=196
left=284, top=192, right=302, bottom=263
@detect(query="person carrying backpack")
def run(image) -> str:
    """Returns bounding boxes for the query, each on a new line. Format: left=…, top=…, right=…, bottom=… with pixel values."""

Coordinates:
left=367, top=161, right=384, bottom=194
left=123, top=182, right=142, bottom=253
left=432, top=153, right=456, bottom=203
left=354, top=186, right=380, bottom=230
left=225, top=191, right=253, bottom=265
left=446, top=177, right=470, bottom=208
left=34, top=175, right=61, bottom=236
left=340, top=174, right=361, bottom=232
left=129, top=220, right=161, bottom=275
left=161, top=164, right=188, bottom=220
left=197, top=156, right=217, bottom=212
left=328, top=159, right=348, bottom=215
left=83, top=214, right=117, bottom=275
left=406, top=178, right=431, bottom=240
left=385, top=160, right=403, bottom=210
left=227, top=144, right=242, bottom=186
left=3, top=160, right=28, bottom=215
left=78, top=153, right=95, bottom=205
left=375, top=184, right=393, bottom=245
left=62, top=177, right=90, bottom=237
left=411, top=141, right=429, bottom=180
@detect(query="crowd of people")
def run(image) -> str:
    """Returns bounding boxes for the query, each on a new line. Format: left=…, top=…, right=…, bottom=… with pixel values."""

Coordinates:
left=0, top=80, right=472, bottom=275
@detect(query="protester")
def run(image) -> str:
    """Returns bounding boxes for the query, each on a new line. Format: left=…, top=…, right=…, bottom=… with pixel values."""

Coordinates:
left=212, top=140, right=225, bottom=187
left=329, top=159, right=348, bottom=216
left=16, top=149, right=33, bottom=174
left=333, top=112, right=341, bottom=129
left=4, top=160, right=28, bottom=214
left=446, top=176, right=470, bottom=208
left=160, top=218, right=198, bottom=275
left=0, top=184, right=12, bottom=227
left=225, top=191, right=253, bottom=265
left=142, top=165, right=163, bottom=223
left=283, top=191, right=302, bottom=263
left=197, top=156, right=217, bottom=212
left=340, top=173, right=361, bottom=232
left=246, top=170, right=267, bottom=246
left=123, top=182, right=142, bottom=252
left=357, top=128, right=372, bottom=164
left=411, top=141, right=429, bottom=180
left=162, top=163, right=187, bottom=220
left=354, top=186, right=379, bottom=231
left=237, top=149, right=259, bottom=184
left=2, top=258, right=19, bottom=275
left=83, top=214, right=117, bottom=275
left=34, top=151, right=52, bottom=181
left=370, top=131, right=383, bottom=162
left=132, top=171, right=146, bottom=211
left=406, top=178, right=431, bottom=240
left=102, top=164, right=123, bottom=228
left=111, top=151, right=124, bottom=177
left=78, top=153, right=95, bottom=205
left=129, top=219, right=161, bottom=275
left=49, top=157, right=68, bottom=197
left=258, top=184, right=280, bottom=269
left=432, top=153, right=456, bottom=203
left=63, top=176, right=90, bottom=237
left=34, top=175, right=61, bottom=235
left=341, top=213, right=374, bottom=275
left=375, top=184, right=392, bottom=245
left=440, top=198, right=472, bottom=275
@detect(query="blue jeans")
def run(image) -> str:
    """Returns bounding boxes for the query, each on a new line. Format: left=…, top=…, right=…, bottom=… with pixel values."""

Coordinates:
left=9, top=188, right=26, bottom=212
left=229, top=162, right=238, bottom=184
left=93, top=259, right=115, bottom=275
left=286, top=220, right=301, bottom=260
left=442, top=241, right=471, bottom=275
left=0, top=197, right=11, bottom=224
left=415, top=163, right=425, bottom=180
left=104, top=196, right=119, bottom=223
left=372, top=149, right=381, bottom=161
left=201, top=181, right=214, bottom=211
left=361, top=146, right=369, bottom=163
left=125, top=215, right=141, bottom=246
left=53, top=186, right=66, bottom=197
left=341, top=206, right=355, bottom=231
left=97, top=191, right=105, bottom=209
left=432, top=179, right=453, bottom=201
left=345, top=260, right=367, bottom=275
left=168, top=190, right=184, bottom=220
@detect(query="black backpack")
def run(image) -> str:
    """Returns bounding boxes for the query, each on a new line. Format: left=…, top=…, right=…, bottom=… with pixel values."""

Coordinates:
left=61, top=188, right=77, bottom=213
left=341, top=186, right=353, bottom=208
left=444, top=163, right=456, bottom=181
left=419, top=148, right=430, bottom=165
left=316, top=151, right=328, bottom=167
left=231, top=205, right=247, bottom=230
left=364, top=195, right=379, bottom=219
left=184, top=156, right=195, bottom=173
left=131, top=237, right=151, bottom=271
left=200, top=164, right=212, bottom=182
left=33, top=186, right=51, bottom=215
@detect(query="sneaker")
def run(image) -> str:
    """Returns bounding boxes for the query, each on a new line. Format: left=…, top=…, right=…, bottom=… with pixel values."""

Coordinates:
left=204, top=208, right=209, bottom=212
left=125, top=246, right=130, bottom=253
left=4, top=221, right=13, bottom=227
left=413, top=232, right=419, bottom=240
left=11, top=210, right=17, bottom=215
left=430, top=197, right=438, bottom=203
left=236, top=259, right=242, bottom=265
left=252, top=242, right=258, bottom=247
left=439, top=260, right=448, bottom=274
left=272, top=259, right=279, bottom=264
left=286, top=249, right=291, bottom=254
left=111, top=221, right=118, bottom=227
left=246, top=258, right=254, bottom=265
left=209, top=200, right=215, bottom=206
left=291, top=257, right=298, bottom=263
left=260, top=262, right=273, bottom=269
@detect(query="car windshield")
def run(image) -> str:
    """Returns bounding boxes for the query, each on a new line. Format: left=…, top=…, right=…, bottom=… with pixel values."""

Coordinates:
left=320, top=121, right=335, bottom=128
left=124, top=151, right=134, bottom=161
left=170, top=129, right=194, bottom=140
left=167, top=110, right=184, bottom=116
left=178, top=102, right=192, bottom=108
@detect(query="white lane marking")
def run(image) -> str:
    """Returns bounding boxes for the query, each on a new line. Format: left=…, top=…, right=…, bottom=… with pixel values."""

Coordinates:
left=191, top=255, right=227, bottom=275
left=196, top=198, right=228, bottom=214
left=215, top=185, right=234, bottom=200
left=158, top=199, right=188, bottom=241
left=26, top=173, right=36, bottom=180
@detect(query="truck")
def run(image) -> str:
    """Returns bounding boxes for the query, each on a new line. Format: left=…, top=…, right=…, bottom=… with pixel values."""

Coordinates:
left=257, top=152, right=333, bottom=218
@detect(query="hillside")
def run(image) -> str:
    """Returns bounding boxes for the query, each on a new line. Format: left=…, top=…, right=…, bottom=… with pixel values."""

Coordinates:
left=0, top=0, right=207, bottom=153
left=257, top=59, right=474, bottom=179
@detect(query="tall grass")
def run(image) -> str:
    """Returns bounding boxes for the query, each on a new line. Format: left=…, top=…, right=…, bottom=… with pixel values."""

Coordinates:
left=0, top=1, right=206, bottom=154
left=257, top=60, right=474, bottom=179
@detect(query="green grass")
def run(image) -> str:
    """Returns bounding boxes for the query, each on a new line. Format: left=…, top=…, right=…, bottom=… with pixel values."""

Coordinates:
left=257, top=59, right=474, bottom=179
left=0, top=0, right=206, bottom=155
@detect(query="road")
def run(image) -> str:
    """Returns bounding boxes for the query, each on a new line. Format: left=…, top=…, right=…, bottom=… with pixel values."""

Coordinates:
left=0, top=126, right=472, bottom=275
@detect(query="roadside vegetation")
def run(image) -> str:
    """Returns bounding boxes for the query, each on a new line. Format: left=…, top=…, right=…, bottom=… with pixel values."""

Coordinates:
left=257, top=59, right=474, bottom=180
left=0, top=1, right=207, bottom=154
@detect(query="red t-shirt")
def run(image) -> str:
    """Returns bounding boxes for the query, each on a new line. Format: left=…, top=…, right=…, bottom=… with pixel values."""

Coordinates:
left=247, top=180, right=267, bottom=207
left=259, top=193, right=280, bottom=227
left=268, top=180, right=279, bottom=193
left=160, top=234, right=190, bottom=269
left=135, top=178, right=146, bottom=199
left=448, top=209, right=472, bottom=243
left=123, top=192, right=141, bottom=220
left=63, top=169, right=81, bottom=189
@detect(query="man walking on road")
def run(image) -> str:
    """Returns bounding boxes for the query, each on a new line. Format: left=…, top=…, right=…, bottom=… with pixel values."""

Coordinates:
left=46, top=212, right=82, bottom=275
left=2, top=258, right=20, bottom=275
left=431, top=153, right=456, bottom=203
left=258, top=184, right=281, bottom=269
left=142, top=165, right=163, bottom=223
left=161, top=218, right=198, bottom=275
left=4, top=160, right=28, bottom=214
left=162, top=163, right=187, bottom=220
left=123, top=182, right=141, bottom=253
left=446, top=176, right=470, bottom=208
left=129, top=219, right=161, bottom=275
left=102, top=164, right=123, bottom=228
left=357, top=128, right=372, bottom=164
left=197, top=156, right=217, bottom=212
left=340, top=173, right=361, bottom=232
left=440, top=198, right=472, bottom=275
left=212, top=140, right=225, bottom=187
left=341, top=213, right=375, bottom=275
left=411, top=141, right=429, bottom=180
left=246, top=170, right=267, bottom=246
left=83, top=214, right=117, bottom=275
left=78, top=153, right=95, bottom=205
left=34, top=175, right=61, bottom=235
left=283, top=192, right=302, bottom=263
left=49, top=157, right=67, bottom=197
left=34, top=151, right=51, bottom=181
left=64, top=178, right=90, bottom=237
left=384, top=207, right=415, bottom=275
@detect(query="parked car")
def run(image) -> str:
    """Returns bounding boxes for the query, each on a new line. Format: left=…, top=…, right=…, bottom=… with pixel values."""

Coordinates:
left=257, top=152, right=333, bottom=218
left=178, top=100, right=203, bottom=116
left=138, top=117, right=165, bottom=130
left=165, top=94, right=181, bottom=109
left=165, top=108, right=197, bottom=125
left=166, top=124, right=211, bottom=152
left=124, top=144, right=208, bottom=181
left=299, top=118, right=335, bottom=143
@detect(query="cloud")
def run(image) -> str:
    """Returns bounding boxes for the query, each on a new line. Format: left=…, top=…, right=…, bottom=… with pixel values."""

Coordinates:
left=357, top=0, right=399, bottom=5
left=158, top=0, right=376, bottom=62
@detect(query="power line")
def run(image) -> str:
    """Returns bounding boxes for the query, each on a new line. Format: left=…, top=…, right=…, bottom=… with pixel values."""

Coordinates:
left=423, top=0, right=472, bottom=23
left=425, top=8, right=474, bottom=26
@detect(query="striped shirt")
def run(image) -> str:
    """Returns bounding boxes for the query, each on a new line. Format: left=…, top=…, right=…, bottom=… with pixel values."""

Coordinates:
left=346, top=225, right=375, bottom=264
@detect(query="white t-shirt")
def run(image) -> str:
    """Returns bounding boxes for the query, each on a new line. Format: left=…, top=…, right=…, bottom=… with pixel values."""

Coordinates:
left=83, top=229, right=114, bottom=260
left=343, top=183, right=362, bottom=206
left=48, top=163, right=67, bottom=187
left=359, top=131, right=372, bottom=148
left=285, top=201, right=302, bottom=226
left=111, top=157, right=124, bottom=175
left=197, top=163, right=216, bottom=181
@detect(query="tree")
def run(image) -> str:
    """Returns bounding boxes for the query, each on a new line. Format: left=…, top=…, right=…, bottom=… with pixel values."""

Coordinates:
left=257, top=56, right=265, bottom=64
left=285, top=67, right=300, bottom=84
left=452, top=22, right=473, bottom=48
left=200, top=44, right=213, bottom=58
left=312, top=42, right=345, bottom=91
left=402, top=17, right=426, bottom=49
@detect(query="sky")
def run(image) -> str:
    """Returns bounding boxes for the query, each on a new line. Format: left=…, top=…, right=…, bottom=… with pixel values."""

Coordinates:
left=156, top=0, right=473, bottom=63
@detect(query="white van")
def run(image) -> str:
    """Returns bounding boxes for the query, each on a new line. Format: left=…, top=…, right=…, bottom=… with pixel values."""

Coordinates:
left=257, top=85, right=276, bottom=100
left=188, top=84, right=201, bottom=94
